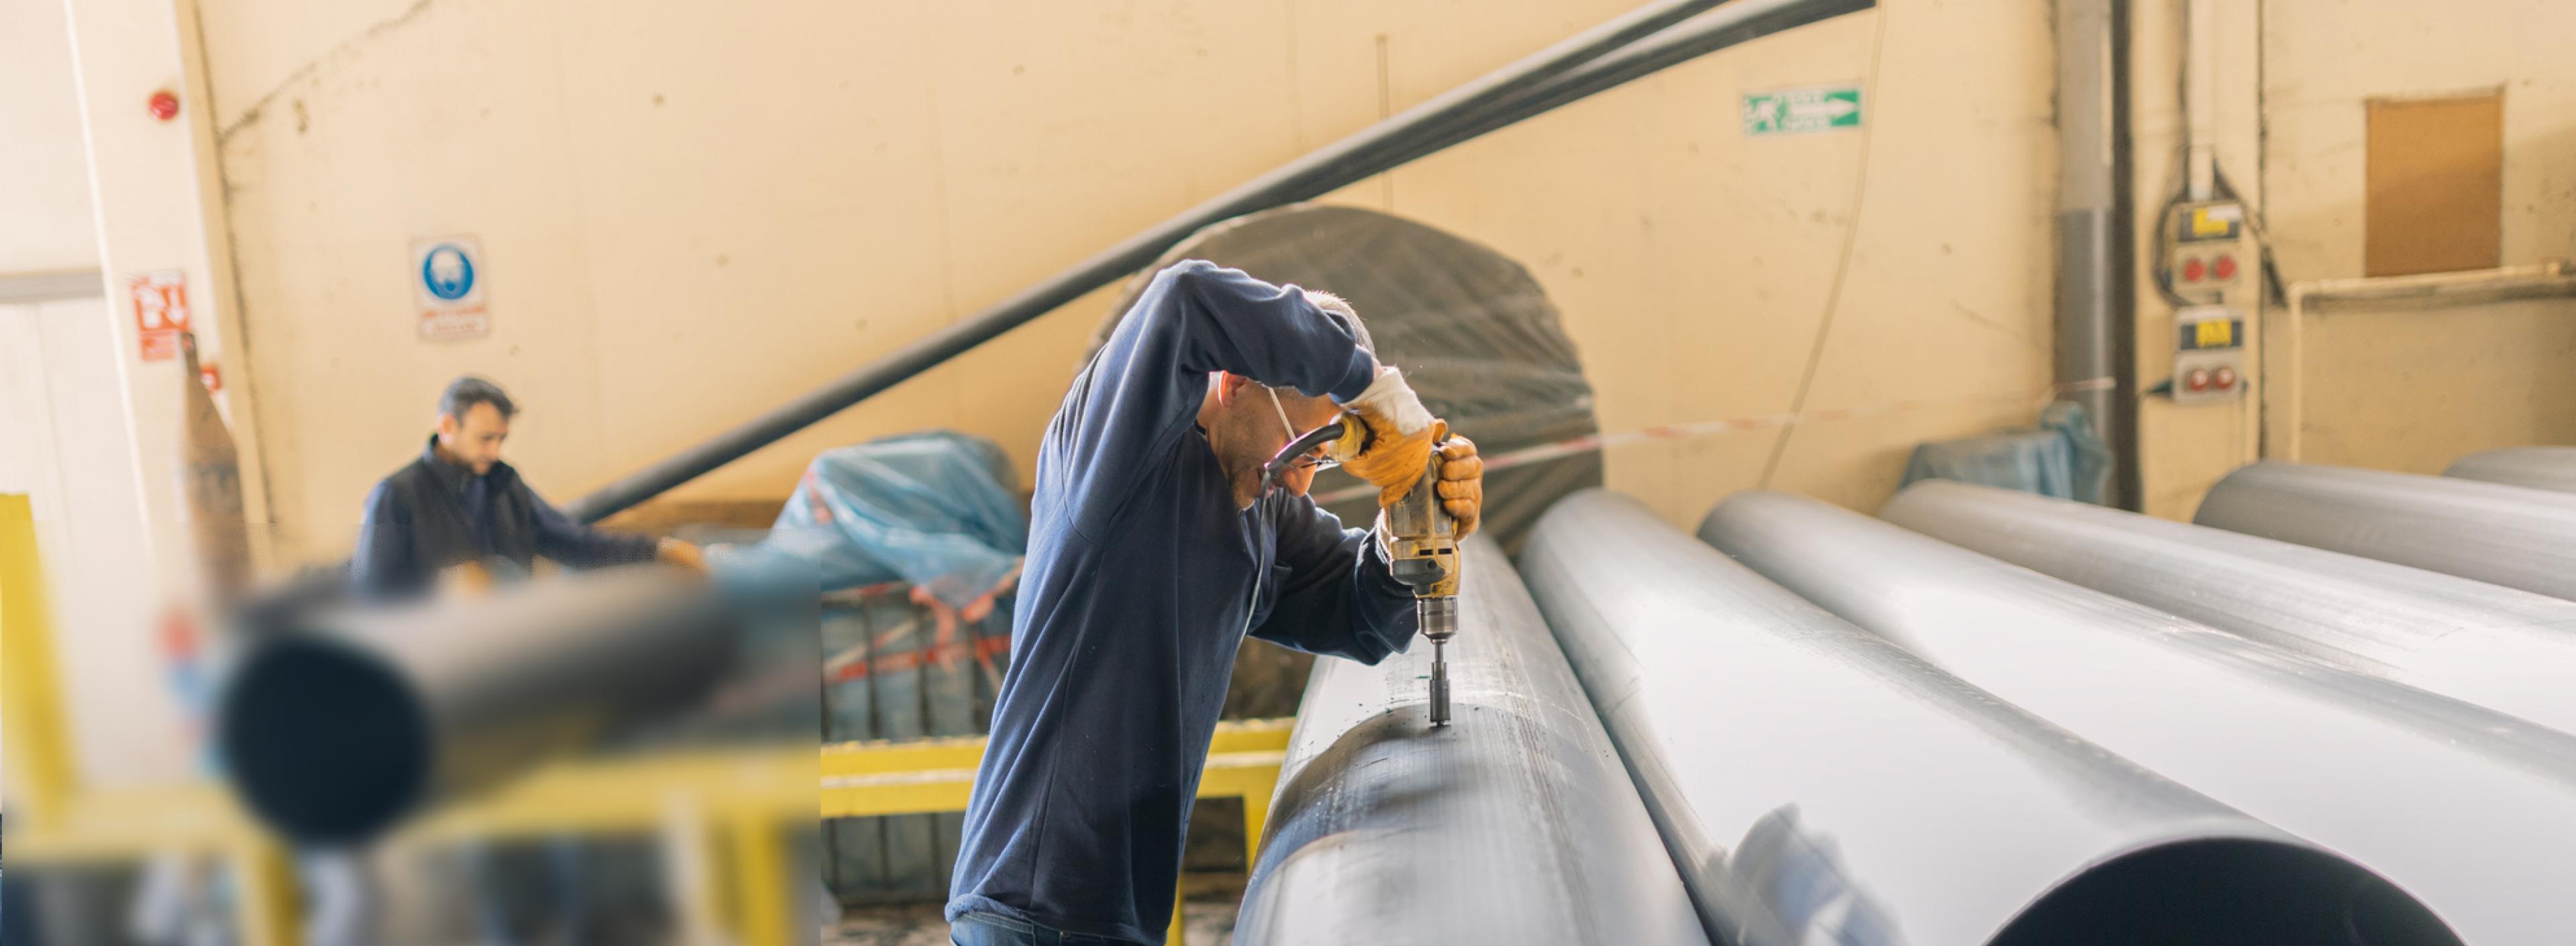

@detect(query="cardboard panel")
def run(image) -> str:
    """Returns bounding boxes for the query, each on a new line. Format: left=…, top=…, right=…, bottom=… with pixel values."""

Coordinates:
left=2365, top=92, right=2504, bottom=276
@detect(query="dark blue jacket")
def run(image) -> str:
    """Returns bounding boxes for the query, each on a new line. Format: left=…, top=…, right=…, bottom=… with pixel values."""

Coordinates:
left=947, top=261, right=1418, bottom=943
left=352, top=437, right=661, bottom=600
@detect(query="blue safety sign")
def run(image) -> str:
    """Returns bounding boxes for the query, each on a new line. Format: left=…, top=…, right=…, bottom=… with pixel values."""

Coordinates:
left=421, top=243, right=476, bottom=301
left=411, top=235, right=490, bottom=340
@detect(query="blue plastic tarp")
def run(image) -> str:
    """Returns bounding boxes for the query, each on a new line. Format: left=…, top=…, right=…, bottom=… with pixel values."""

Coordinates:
left=1898, top=401, right=2110, bottom=504
left=714, top=431, right=1028, bottom=610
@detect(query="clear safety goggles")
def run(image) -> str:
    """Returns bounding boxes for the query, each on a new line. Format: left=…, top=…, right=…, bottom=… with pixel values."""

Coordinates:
left=1269, top=388, right=1341, bottom=473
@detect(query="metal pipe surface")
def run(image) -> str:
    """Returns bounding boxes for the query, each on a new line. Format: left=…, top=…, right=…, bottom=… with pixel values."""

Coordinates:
left=1236, top=536, right=1705, bottom=946
left=1704, top=489, right=2576, bottom=944
left=1523, top=490, right=2436, bottom=946
left=2196, top=460, right=2576, bottom=601
left=1883, top=480, right=2576, bottom=734
left=2445, top=445, right=2576, bottom=495
left=567, top=0, right=1874, bottom=522
left=215, top=565, right=741, bottom=845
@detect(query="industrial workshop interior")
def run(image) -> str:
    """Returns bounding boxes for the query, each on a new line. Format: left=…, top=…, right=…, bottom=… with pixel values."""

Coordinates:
left=9, top=0, right=2576, bottom=943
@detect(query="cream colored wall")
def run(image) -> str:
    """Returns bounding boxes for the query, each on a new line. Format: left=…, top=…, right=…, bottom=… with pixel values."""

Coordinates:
left=2258, top=1, right=2576, bottom=472
left=0, top=0, right=100, bottom=274
left=205, top=0, right=2061, bottom=560
left=2126, top=0, right=2264, bottom=521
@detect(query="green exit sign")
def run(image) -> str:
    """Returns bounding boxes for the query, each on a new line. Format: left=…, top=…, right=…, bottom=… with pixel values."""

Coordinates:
left=1743, top=85, right=1864, bottom=136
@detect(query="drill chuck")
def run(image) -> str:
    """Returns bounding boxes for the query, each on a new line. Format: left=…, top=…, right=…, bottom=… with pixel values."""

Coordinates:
left=1420, top=596, right=1458, bottom=726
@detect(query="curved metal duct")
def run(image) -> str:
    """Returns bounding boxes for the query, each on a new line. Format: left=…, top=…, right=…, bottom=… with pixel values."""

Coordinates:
left=1704, top=489, right=2576, bottom=944
left=215, top=565, right=741, bottom=845
left=2445, top=445, right=2576, bottom=495
left=1235, top=535, right=1705, bottom=946
left=1523, top=490, right=2440, bottom=946
left=1882, top=480, right=2576, bottom=734
left=2195, top=460, right=2576, bottom=601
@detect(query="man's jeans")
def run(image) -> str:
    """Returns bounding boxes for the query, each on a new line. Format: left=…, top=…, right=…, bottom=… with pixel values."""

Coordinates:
left=949, top=912, right=1150, bottom=946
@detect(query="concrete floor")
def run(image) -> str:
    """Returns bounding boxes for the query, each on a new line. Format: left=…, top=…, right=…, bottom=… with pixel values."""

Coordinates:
left=828, top=875, right=1245, bottom=946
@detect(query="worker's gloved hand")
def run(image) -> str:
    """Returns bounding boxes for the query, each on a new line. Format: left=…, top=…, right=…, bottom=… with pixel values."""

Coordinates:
left=1336, top=366, right=1439, bottom=507
left=1436, top=435, right=1484, bottom=539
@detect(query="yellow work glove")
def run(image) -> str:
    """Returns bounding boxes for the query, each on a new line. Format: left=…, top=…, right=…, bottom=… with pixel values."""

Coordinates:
left=1335, top=366, right=1440, bottom=507
left=1435, top=435, right=1484, bottom=539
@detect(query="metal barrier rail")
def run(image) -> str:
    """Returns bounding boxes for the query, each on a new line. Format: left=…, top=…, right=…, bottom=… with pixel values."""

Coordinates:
left=820, top=719, right=1291, bottom=946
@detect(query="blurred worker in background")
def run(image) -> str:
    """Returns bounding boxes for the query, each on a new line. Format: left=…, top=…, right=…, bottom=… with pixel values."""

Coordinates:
left=947, top=260, right=1484, bottom=946
left=353, top=375, right=703, bottom=600
left=341, top=375, right=702, bottom=946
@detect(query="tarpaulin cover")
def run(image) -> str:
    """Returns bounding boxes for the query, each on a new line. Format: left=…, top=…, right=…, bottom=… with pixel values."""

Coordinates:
left=1098, top=203, right=1604, bottom=555
left=1898, top=401, right=2110, bottom=504
left=718, top=430, right=1028, bottom=610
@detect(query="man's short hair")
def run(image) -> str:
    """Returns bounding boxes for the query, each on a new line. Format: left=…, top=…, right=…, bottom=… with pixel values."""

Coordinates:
left=1303, top=289, right=1374, bottom=356
left=439, top=376, right=517, bottom=421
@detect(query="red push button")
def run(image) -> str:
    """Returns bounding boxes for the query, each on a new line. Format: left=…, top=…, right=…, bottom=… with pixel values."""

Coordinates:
left=2213, top=366, right=2238, bottom=389
left=2183, top=258, right=2207, bottom=282
left=2186, top=368, right=2212, bottom=392
left=2214, top=254, right=2238, bottom=280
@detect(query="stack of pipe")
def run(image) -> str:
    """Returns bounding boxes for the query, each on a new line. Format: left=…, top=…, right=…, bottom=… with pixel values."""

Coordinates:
left=1519, top=490, right=2427, bottom=945
left=1703, top=490, right=2576, bottom=943
left=1235, top=536, right=1704, bottom=946
left=1882, top=479, right=2576, bottom=734
left=2194, top=460, right=2576, bottom=601
left=2446, top=445, right=2576, bottom=494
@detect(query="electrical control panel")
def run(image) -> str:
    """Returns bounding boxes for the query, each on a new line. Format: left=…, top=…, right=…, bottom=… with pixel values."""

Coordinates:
left=2161, top=199, right=2252, bottom=403
left=2172, top=305, right=2244, bottom=404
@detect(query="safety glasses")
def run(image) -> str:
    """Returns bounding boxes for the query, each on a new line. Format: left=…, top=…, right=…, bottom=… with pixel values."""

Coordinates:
left=1269, top=388, right=1340, bottom=473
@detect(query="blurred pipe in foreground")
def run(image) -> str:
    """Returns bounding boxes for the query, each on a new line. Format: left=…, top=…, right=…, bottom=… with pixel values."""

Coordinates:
left=215, top=565, right=742, bottom=845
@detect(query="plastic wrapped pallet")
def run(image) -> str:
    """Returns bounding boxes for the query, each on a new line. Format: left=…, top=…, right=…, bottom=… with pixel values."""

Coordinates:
left=730, top=431, right=1028, bottom=904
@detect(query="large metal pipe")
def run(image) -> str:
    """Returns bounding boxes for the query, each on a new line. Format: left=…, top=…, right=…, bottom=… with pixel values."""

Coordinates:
left=1882, top=480, right=2576, bottom=734
left=2446, top=445, right=2576, bottom=494
left=215, top=565, right=744, bottom=845
left=1235, top=535, right=1705, bottom=946
left=2195, top=460, right=2576, bottom=601
left=1521, top=490, right=2442, bottom=946
left=566, top=0, right=1875, bottom=522
left=1703, top=489, right=2576, bottom=944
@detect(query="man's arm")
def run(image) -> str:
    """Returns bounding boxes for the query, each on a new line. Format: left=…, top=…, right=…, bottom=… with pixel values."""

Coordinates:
left=1249, top=498, right=1418, bottom=665
left=1056, top=260, right=1380, bottom=535
left=350, top=480, right=414, bottom=600
left=527, top=485, right=663, bottom=569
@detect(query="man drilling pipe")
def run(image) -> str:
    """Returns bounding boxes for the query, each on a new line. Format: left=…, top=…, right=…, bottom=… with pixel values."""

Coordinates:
left=1264, top=419, right=1465, bottom=725
left=947, top=260, right=1485, bottom=946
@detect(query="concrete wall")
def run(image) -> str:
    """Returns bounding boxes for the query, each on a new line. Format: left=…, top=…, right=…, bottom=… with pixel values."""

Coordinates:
left=203, top=0, right=2059, bottom=559
left=2257, top=0, right=2576, bottom=474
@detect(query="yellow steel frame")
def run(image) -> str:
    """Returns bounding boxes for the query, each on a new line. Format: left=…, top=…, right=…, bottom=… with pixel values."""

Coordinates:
left=820, top=719, right=1289, bottom=946
left=0, top=495, right=812, bottom=946
left=5, top=494, right=1292, bottom=946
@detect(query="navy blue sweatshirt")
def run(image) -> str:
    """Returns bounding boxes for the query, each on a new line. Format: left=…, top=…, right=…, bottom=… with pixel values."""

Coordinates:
left=947, top=260, right=1419, bottom=943
left=352, top=438, right=661, bottom=600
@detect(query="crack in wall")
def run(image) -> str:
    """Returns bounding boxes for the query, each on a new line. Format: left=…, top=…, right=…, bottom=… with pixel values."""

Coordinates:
left=213, top=0, right=442, bottom=144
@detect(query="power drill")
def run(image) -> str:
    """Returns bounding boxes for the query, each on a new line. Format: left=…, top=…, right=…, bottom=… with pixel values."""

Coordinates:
left=1260, top=419, right=1464, bottom=725
left=1381, top=448, right=1462, bottom=726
